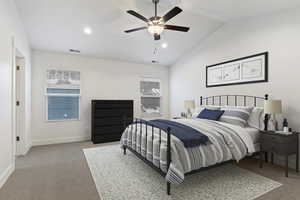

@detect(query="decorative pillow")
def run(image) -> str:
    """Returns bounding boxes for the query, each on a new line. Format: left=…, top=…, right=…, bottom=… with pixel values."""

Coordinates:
left=247, top=107, right=264, bottom=129
left=219, top=106, right=253, bottom=127
left=192, top=106, right=220, bottom=118
left=197, top=108, right=225, bottom=121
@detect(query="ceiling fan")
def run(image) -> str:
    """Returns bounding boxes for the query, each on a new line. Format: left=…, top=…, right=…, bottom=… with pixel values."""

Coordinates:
left=124, top=0, right=190, bottom=40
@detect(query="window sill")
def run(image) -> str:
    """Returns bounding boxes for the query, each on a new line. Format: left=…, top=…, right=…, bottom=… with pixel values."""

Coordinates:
left=45, top=119, right=80, bottom=123
left=141, top=95, right=161, bottom=98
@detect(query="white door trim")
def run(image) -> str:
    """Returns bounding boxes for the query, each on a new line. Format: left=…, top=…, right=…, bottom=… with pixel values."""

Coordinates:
left=12, top=38, right=27, bottom=156
left=11, top=37, right=17, bottom=162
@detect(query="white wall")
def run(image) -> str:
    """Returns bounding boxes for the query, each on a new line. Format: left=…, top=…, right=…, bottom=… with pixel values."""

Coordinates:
left=31, top=50, right=169, bottom=145
left=0, top=0, right=31, bottom=188
left=170, top=8, right=300, bottom=166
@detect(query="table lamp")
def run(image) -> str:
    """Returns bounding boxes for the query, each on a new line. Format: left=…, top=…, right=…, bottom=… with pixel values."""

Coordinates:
left=264, top=100, right=282, bottom=131
left=184, top=100, right=195, bottom=118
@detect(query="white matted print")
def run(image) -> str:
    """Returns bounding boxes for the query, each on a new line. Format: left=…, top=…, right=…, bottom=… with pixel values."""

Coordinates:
left=242, top=59, right=263, bottom=79
left=206, top=52, right=268, bottom=87
left=207, top=67, right=222, bottom=84
left=223, top=64, right=240, bottom=81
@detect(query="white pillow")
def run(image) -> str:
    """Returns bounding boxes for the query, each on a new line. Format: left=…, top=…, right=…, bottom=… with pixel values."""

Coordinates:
left=248, top=107, right=264, bottom=129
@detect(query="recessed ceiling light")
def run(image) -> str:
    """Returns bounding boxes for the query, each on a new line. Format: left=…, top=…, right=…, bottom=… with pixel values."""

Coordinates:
left=83, top=27, right=92, bottom=35
left=161, top=43, right=168, bottom=48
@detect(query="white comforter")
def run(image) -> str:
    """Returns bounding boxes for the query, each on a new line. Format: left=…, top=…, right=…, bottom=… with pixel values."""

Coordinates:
left=120, top=118, right=256, bottom=184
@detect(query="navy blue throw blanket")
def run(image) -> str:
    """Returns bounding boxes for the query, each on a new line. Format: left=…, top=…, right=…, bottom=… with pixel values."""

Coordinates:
left=135, top=119, right=209, bottom=148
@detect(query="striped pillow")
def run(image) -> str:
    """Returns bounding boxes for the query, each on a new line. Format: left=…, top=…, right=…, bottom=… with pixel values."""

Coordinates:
left=219, top=106, right=253, bottom=127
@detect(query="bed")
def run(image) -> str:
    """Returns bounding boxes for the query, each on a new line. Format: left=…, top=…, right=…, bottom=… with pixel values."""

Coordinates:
left=120, top=94, right=268, bottom=195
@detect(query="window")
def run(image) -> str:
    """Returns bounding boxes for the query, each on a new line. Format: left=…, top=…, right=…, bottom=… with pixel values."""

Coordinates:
left=140, top=78, right=161, bottom=118
left=45, top=70, right=81, bottom=121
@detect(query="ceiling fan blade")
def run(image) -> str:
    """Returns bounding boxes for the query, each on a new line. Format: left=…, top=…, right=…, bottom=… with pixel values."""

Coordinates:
left=154, top=34, right=161, bottom=40
left=124, top=27, right=147, bottom=33
left=164, top=25, right=190, bottom=32
left=127, top=10, right=149, bottom=23
left=162, top=7, right=182, bottom=23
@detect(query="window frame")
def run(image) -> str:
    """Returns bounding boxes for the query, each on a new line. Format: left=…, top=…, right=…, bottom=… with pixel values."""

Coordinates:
left=45, top=85, right=81, bottom=122
left=139, top=77, right=162, bottom=118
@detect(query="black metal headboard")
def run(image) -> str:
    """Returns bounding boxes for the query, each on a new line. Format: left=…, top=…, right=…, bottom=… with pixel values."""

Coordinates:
left=200, top=94, right=268, bottom=107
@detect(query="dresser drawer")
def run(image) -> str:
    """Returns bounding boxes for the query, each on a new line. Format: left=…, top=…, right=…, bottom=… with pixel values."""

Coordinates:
left=93, top=134, right=122, bottom=144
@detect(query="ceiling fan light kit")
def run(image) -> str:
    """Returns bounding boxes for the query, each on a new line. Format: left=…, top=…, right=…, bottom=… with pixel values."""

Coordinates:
left=124, top=0, right=190, bottom=41
left=148, top=24, right=164, bottom=35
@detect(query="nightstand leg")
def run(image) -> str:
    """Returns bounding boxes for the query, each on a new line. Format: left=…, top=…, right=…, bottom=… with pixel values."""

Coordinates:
left=297, top=137, right=299, bottom=172
left=123, top=147, right=126, bottom=155
left=260, top=151, right=263, bottom=168
left=271, top=153, right=274, bottom=165
left=265, top=152, right=268, bottom=162
left=285, top=155, right=289, bottom=177
left=297, top=155, right=299, bottom=172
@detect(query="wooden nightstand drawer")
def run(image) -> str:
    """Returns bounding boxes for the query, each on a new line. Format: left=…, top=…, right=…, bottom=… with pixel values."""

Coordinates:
left=260, top=133, right=297, bottom=155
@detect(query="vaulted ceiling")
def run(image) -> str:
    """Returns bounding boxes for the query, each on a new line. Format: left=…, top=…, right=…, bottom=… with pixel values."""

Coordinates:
left=15, top=0, right=300, bottom=65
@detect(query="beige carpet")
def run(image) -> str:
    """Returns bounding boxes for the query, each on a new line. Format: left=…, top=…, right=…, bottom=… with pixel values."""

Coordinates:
left=1, top=141, right=300, bottom=200
left=84, top=145, right=281, bottom=200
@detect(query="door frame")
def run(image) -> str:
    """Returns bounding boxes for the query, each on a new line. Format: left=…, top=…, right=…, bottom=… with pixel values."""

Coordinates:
left=11, top=37, right=26, bottom=157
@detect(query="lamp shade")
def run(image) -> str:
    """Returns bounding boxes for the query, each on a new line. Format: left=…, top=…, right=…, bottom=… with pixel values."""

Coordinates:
left=264, top=100, right=282, bottom=114
left=184, top=100, right=195, bottom=110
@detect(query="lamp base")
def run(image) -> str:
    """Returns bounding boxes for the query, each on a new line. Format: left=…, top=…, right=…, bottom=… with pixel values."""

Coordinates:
left=264, top=114, right=279, bottom=131
left=264, top=114, right=269, bottom=131
left=186, top=108, right=192, bottom=119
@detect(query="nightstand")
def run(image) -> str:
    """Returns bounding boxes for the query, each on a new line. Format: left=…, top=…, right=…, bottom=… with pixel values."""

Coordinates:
left=259, top=131, right=299, bottom=177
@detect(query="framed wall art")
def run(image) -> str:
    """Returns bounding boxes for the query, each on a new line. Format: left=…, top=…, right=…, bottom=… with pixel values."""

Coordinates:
left=206, top=52, right=268, bottom=87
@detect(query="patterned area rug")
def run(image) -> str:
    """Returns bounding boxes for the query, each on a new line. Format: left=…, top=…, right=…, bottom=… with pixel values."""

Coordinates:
left=83, top=145, right=281, bottom=200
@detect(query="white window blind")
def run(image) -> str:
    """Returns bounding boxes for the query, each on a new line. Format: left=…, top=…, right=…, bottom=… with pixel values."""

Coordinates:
left=140, top=78, right=161, bottom=118
left=45, top=70, right=81, bottom=121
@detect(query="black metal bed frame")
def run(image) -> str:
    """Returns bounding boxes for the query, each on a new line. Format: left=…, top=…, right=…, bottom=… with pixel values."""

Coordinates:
left=122, top=94, right=268, bottom=195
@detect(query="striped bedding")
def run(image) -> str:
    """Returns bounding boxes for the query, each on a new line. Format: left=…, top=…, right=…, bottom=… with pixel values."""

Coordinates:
left=120, top=118, right=256, bottom=184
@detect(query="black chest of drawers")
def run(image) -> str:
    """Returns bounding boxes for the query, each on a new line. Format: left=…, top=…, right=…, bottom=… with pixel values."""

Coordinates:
left=91, top=100, right=133, bottom=144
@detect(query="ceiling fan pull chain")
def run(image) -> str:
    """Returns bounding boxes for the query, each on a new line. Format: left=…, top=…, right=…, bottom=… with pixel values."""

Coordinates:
left=155, top=0, right=158, bottom=17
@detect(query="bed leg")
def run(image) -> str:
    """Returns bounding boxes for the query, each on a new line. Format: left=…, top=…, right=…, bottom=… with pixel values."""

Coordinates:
left=166, top=127, right=171, bottom=195
left=123, top=146, right=127, bottom=155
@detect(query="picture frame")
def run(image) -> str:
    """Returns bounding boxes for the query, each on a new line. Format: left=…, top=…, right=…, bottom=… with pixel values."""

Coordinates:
left=206, top=52, right=268, bottom=87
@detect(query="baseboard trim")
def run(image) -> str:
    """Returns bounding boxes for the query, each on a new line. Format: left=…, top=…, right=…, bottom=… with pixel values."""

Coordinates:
left=0, top=164, right=15, bottom=189
left=32, top=136, right=90, bottom=146
left=23, top=144, right=31, bottom=155
left=253, top=154, right=297, bottom=170
left=275, top=155, right=297, bottom=170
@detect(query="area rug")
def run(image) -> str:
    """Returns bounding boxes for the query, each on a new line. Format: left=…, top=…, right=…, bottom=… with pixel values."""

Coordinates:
left=83, top=145, right=281, bottom=200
